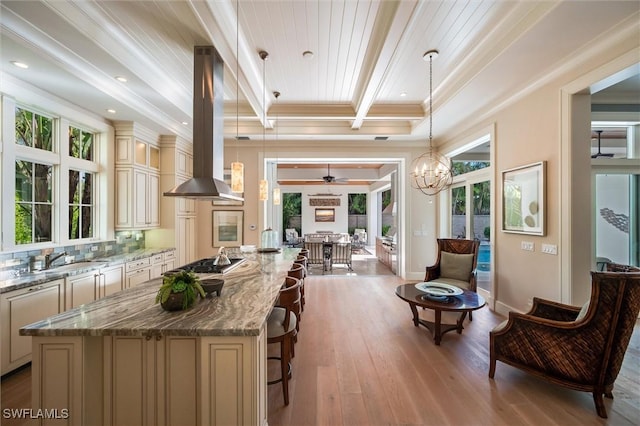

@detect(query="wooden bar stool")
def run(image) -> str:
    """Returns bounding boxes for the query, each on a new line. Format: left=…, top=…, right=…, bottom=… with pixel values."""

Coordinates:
left=288, top=263, right=306, bottom=314
left=267, top=277, right=301, bottom=405
left=293, top=256, right=307, bottom=310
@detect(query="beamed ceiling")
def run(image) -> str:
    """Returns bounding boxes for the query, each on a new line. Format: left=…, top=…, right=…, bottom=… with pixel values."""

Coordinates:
left=1, top=0, right=638, bottom=183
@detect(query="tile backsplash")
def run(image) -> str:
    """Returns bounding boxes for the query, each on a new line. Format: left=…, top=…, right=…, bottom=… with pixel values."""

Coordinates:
left=0, top=231, right=146, bottom=276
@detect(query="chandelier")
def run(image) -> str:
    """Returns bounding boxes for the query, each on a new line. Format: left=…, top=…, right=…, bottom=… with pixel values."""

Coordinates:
left=410, top=49, right=452, bottom=196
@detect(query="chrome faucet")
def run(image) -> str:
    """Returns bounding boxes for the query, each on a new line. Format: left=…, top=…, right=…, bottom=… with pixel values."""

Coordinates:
left=44, top=251, right=67, bottom=269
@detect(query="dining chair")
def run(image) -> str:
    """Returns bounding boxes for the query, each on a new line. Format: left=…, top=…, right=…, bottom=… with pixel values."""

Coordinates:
left=267, top=276, right=301, bottom=405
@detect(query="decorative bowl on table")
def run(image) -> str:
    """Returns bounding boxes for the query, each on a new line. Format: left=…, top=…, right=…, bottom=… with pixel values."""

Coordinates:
left=201, top=278, right=224, bottom=297
left=414, top=282, right=463, bottom=301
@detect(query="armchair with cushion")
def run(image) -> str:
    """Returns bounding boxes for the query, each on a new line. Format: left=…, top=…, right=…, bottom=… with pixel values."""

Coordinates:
left=489, top=271, right=640, bottom=418
left=425, top=238, right=480, bottom=291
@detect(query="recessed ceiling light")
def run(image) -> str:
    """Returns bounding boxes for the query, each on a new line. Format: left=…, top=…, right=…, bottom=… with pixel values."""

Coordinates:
left=182, top=121, right=189, bottom=125
left=302, top=51, right=314, bottom=59
left=11, top=61, right=28, bottom=69
left=115, top=76, right=128, bottom=83
left=400, top=92, right=407, bottom=97
left=106, top=108, right=116, bottom=114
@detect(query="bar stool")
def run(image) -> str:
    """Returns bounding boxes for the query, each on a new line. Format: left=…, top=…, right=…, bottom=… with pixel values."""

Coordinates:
left=288, top=263, right=306, bottom=316
left=292, top=257, right=307, bottom=310
left=267, top=277, right=301, bottom=405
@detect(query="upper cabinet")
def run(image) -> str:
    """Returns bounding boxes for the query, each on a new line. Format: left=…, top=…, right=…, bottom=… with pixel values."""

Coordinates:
left=114, top=122, right=161, bottom=230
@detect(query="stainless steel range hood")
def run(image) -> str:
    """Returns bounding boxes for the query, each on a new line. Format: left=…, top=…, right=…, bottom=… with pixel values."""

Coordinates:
left=164, top=46, right=243, bottom=201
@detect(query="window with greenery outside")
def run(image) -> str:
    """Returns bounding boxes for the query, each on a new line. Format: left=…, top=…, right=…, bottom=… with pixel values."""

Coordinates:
left=282, top=193, right=302, bottom=241
left=15, top=108, right=55, bottom=244
left=69, top=170, right=94, bottom=239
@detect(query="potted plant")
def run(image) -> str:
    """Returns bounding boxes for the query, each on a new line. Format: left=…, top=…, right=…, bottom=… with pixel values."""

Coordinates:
left=155, top=271, right=205, bottom=311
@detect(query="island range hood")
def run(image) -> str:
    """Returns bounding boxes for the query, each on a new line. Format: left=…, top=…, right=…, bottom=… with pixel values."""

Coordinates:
left=164, top=46, right=243, bottom=201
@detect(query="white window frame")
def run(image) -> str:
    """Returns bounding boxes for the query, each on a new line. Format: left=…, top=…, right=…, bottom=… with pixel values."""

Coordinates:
left=1, top=92, right=112, bottom=252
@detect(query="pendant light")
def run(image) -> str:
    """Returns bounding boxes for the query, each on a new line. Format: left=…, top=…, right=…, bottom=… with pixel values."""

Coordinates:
left=258, top=50, right=269, bottom=201
left=410, top=49, right=452, bottom=196
left=230, top=0, right=244, bottom=193
left=272, top=91, right=281, bottom=205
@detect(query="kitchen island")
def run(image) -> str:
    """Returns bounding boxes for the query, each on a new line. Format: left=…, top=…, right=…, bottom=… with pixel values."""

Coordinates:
left=20, top=248, right=299, bottom=426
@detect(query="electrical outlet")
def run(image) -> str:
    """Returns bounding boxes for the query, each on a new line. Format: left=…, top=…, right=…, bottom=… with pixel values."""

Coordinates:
left=521, top=241, right=534, bottom=251
left=91, top=245, right=99, bottom=252
left=542, top=244, right=558, bottom=255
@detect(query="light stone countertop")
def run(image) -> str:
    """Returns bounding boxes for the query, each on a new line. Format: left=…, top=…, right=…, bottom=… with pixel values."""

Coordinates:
left=20, top=249, right=298, bottom=337
left=0, top=247, right=176, bottom=294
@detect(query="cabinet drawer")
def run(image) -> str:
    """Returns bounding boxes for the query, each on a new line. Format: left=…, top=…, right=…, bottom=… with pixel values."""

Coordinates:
left=151, top=254, right=164, bottom=264
left=164, top=250, right=176, bottom=261
left=126, top=258, right=151, bottom=272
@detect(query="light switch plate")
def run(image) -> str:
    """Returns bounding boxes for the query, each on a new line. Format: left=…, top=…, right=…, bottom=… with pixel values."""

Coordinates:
left=521, top=241, right=534, bottom=251
left=542, top=243, right=558, bottom=255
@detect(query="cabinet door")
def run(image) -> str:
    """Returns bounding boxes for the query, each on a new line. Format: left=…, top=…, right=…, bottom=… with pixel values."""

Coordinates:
left=1, top=280, right=63, bottom=374
left=101, top=265, right=124, bottom=298
left=126, top=267, right=151, bottom=288
left=150, top=254, right=164, bottom=279
left=176, top=176, right=196, bottom=215
left=147, top=172, right=160, bottom=227
left=163, top=260, right=175, bottom=274
left=115, top=168, right=133, bottom=228
left=134, top=170, right=149, bottom=227
left=66, top=272, right=98, bottom=309
left=177, top=216, right=196, bottom=266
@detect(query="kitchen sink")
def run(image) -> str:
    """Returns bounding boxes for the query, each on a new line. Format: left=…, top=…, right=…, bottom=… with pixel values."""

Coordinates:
left=48, top=260, right=107, bottom=272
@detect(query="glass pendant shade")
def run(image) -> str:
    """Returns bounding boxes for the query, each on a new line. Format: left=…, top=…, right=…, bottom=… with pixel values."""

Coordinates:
left=230, top=161, right=244, bottom=193
left=259, top=179, right=269, bottom=201
left=273, top=187, right=281, bottom=205
left=410, top=149, right=453, bottom=196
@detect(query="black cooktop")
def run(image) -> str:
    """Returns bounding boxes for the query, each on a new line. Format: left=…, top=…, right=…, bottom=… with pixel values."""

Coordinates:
left=167, top=257, right=245, bottom=274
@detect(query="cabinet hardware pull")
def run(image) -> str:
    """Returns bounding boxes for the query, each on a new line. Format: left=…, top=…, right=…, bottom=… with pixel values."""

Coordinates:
left=28, top=286, right=43, bottom=292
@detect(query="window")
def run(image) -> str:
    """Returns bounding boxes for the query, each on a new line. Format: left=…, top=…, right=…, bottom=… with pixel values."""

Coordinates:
left=69, top=126, right=93, bottom=160
left=9, top=104, right=101, bottom=247
left=69, top=170, right=94, bottom=239
left=15, top=160, right=53, bottom=244
left=15, top=108, right=53, bottom=151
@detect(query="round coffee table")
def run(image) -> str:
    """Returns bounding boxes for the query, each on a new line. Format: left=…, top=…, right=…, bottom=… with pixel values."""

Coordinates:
left=395, top=283, right=486, bottom=345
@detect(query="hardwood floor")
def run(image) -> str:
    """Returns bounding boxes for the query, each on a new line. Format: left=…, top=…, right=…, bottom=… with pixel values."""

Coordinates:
left=267, top=274, right=640, bottom=426
left=2, top=266, right=639, bottom=425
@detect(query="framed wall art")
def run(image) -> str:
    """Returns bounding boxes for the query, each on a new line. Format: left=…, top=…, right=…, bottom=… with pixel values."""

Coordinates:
left=211, top=169, right=244, bottom=206
left=502, top=161, right=546, bottom=236
left=212, top=210, right=244, bottom=247
left=315, top=208, right=335, bottom=222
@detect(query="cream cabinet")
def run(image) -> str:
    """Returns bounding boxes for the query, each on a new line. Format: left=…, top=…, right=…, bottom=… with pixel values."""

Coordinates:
left=116, top=167, right=159, bottom=229
left=125, top=258, right=152, bottom=288
left=150, top=250, right=176, bottom=279
left=66, top=264, right=125, bottom=308
left=66, top=271, right=99, bottom=309
left=114, top=122, right=161, bottom=230
left=1, top=279, right=64, bottom=374
left=31, top=328, right=268, bottom=425
left=152, top=135, right=197, bottom=267
left=177, top=216, right=196, bottom=266
left=100, top=264, right=124, bottom=298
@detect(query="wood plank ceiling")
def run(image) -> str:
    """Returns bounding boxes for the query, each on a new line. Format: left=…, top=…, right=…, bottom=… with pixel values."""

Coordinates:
left=1, top=0, right=638, bottom=180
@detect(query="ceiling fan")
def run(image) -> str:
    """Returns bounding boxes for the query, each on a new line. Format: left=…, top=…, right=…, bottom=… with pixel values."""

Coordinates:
left=322, top=164, right=349, bottom=184
left=591, top=130, right=614, bottom=158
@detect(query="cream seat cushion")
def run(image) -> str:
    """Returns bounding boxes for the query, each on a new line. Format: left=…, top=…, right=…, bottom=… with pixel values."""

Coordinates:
left=267, top=307, right=297, bottom=338
left=439, top=251, right=475, bottom=283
